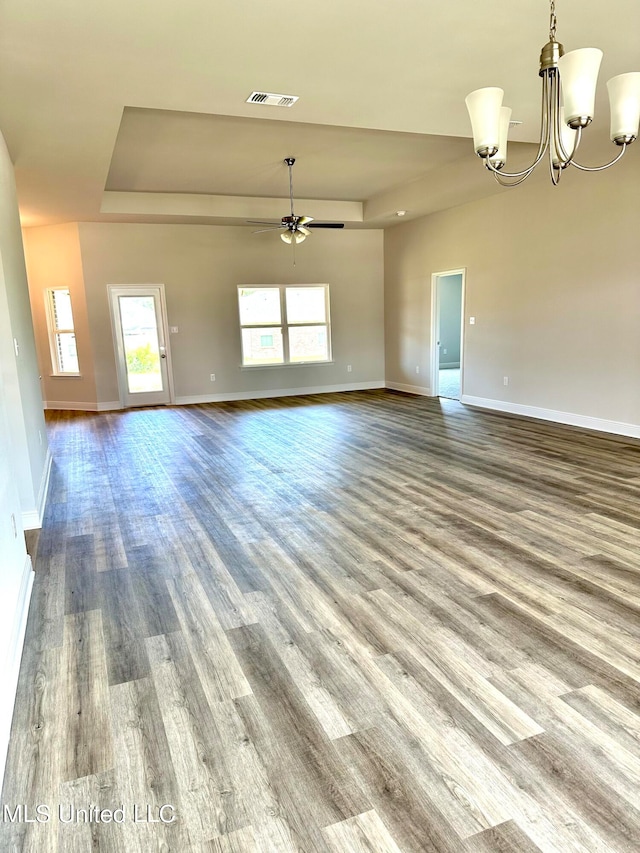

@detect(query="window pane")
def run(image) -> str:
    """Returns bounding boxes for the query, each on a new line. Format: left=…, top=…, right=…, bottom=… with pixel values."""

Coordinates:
left=118, top=296, right=163, bottom=393
left=289, top=325, right=329, bottom=363
left=285, top=286, right=326, bottom=324
left=51, top=289, right=74, bottom=330
left=242, top=327, right=284, bottom=365
left=239, top=288, right=281, bottom=325
left=56, top=333, right=79, bottom=373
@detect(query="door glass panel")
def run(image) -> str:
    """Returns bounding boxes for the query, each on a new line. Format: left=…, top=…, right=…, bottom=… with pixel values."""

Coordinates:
left=118, top=296, right=163, bottom=393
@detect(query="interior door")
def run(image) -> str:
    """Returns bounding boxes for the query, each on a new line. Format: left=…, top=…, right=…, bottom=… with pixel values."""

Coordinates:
left=109, top=285, right=173, bottom=408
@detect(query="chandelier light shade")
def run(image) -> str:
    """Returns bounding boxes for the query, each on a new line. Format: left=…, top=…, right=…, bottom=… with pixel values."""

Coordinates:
left=465, top=0, right=640, bottom=186
left=607, top=73, right=640, bottom=140
left=556, top=48, right=602, bottom=126
left=465, top=87, right=504, bottom=156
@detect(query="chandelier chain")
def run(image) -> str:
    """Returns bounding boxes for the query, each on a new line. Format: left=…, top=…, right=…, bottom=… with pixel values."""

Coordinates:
left=549, top=0, right=557, bottom=41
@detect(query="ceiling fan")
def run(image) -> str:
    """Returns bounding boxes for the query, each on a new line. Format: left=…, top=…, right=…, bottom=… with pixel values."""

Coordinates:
left=248, top=157, right=345, bottom=243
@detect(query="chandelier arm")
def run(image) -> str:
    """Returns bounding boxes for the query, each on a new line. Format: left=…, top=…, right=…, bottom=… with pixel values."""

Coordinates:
left=556, top=125, right=582, bottom=166
left=549, top=158, right=562, bottom=185
left=570, top=144, right=628, bottom=172
left=551, top=72, right=582, bottom=166
left=491, top=170, right=536, bottom=188
left=485, top=73, right=551, bottom=179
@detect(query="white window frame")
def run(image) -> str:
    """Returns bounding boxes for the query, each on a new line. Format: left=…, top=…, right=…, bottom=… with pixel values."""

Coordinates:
left=45, top=287, right=80, bottom=376
left=238, top=284, right=332, bottom=367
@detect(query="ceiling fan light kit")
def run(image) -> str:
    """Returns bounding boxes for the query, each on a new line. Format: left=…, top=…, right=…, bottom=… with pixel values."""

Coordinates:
left=465, top=0, right=640, bottom=186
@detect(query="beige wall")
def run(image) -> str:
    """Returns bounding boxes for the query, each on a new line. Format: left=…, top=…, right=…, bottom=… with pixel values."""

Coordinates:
left=25, top=223, right=384, bottom=407
left=385, top=151, right=640, bottom=429
left=23, top=222, right=98, bottom=408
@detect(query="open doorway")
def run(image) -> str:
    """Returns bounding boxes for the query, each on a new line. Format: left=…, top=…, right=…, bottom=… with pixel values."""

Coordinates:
left=431, top=269, right=465, bottom=400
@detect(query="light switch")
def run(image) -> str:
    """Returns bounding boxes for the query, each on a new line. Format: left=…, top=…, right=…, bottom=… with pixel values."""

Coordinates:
left=469, top=317, right=476, bottom=325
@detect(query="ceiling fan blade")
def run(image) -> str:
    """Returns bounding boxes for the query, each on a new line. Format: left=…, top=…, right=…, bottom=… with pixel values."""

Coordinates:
left=247, top=220, right=281, bottom=226
left=252, top=228, right=284, bottom=234
left=307, top=223, right=345, bottom=229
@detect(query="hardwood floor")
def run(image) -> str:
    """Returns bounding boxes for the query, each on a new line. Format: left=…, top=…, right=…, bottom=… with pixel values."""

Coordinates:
left=2, top=389, right=640, bottom=852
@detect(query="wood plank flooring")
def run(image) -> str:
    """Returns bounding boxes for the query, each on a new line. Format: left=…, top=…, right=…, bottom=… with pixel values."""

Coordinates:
left=3, top=389, right=640, bottom=852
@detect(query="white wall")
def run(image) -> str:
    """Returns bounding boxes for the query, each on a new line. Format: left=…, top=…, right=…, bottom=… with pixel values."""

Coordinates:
left=0, top=366, right=33, bottom=788
left=0, top=132, right=49, bottom=523
left=385, top=149, right=640, bottom=436
left=0, top=128, right=45, bottom=786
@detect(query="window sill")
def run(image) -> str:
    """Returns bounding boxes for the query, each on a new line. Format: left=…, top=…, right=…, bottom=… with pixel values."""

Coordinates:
left=241, top=361, right=334, bottom=371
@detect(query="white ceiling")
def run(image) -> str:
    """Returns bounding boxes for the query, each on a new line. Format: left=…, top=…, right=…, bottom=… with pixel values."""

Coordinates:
left=0, top=0, right=637, bottom=228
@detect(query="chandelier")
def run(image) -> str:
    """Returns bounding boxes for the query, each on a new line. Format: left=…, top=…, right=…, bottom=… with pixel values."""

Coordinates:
left=465, top=1, right=640, bottom=186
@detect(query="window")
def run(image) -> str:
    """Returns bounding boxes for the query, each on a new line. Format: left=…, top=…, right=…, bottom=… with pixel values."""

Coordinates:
left=238, top=285, right=331, bottom=367
left=45, top=288, right=79, bottom=374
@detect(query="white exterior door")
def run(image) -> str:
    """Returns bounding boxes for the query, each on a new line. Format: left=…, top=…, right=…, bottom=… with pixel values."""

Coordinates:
left=109, top=285, right=173, bottom=408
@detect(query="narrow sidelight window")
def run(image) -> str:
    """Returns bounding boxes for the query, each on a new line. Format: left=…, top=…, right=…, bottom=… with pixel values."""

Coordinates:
left=46, top=288, right=79, bottom=374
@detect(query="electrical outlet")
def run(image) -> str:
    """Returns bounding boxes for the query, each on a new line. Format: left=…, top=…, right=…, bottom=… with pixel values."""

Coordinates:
left=469, top=317, right=476, bottom=325
left=443, top=348, right=447, bottom=355
left=170, top=326, right=179, bottom=334
left=416, top=366, right=420, bottom=374
left=210, top=373, right=216, bottom=382
left=503, top=376, right=509, bottom=386
left=347, top=364, right=352, bottom=372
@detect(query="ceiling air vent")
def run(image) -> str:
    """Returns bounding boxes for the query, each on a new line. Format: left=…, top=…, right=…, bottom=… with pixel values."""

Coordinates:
left=246, top=91, right=299, bottom=107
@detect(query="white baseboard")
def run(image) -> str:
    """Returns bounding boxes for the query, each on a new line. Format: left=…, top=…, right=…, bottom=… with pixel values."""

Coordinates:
left=44, top=400, right=122, bottom=412
left=45, top=387, right=388, bottom=411
left=22, top=448, right=52, bottom=531
left=175, top=380, right=385, bottom=406
left=0, top=554, right=34, bottom=788
left=36, top=448, right=52, bottom=521
left=385, top=381, right=432, bottom=397
left=460, top=395, right=640, bottom=439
